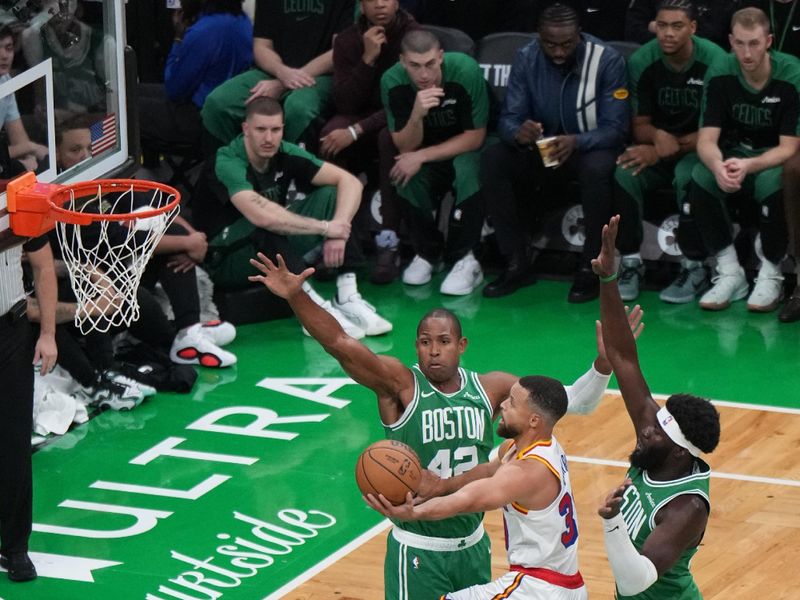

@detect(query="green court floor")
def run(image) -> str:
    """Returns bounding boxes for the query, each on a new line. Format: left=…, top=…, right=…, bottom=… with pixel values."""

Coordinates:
left=3, top=276, right=799, bottom=599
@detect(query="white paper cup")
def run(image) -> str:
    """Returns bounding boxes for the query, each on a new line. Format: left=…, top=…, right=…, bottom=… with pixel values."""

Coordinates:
left=536, top=136, right=560, bottom=168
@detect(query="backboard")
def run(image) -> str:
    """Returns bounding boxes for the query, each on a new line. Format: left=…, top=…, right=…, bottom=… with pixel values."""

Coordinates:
left=0, top=0, right=135, bottom=251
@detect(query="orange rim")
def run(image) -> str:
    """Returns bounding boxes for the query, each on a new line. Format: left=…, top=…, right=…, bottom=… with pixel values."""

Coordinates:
left=47, top=179, right=181, bottom=225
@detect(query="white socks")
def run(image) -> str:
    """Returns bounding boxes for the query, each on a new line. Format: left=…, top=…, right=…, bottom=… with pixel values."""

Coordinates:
left=715, top=245, right=740, bottom=272
left=336, top=272, right=358, bottom=303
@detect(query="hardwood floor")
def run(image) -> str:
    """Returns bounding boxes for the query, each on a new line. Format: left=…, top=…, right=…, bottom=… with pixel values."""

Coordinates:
left=286, top=393, right=800, bottom=599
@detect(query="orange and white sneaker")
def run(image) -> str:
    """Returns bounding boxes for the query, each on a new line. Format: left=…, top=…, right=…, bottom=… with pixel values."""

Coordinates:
left=170, top=325, right=237, bottom=368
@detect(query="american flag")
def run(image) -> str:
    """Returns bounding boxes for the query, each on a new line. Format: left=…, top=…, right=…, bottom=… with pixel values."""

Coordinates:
left=90, top=113, right=117, bottom=156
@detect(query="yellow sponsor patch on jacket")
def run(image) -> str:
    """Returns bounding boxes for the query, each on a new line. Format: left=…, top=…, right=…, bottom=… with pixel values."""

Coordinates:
left=613, top=88, right=630, bottom=100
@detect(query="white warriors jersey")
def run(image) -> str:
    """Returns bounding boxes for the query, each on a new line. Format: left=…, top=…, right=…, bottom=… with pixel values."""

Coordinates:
left=500, top=437, right=581, bottom=575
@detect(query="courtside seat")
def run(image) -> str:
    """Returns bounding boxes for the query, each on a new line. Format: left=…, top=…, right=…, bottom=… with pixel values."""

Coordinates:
left=606, top=40, right=642, bottom=62
left=424, top=24, right=476, bottom=56
left=476, top=32, right=536, bottom=104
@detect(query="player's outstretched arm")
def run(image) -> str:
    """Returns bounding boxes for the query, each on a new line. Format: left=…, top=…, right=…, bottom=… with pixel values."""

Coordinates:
left=249, top=253, right=413, bottom=402
left=599, top=480, right=708, bottom=595
left=592, top=216, right=658, bottom=431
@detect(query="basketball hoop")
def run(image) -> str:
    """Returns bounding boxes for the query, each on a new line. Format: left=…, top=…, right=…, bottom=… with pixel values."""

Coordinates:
left=8, top=172, right=180, bottom=333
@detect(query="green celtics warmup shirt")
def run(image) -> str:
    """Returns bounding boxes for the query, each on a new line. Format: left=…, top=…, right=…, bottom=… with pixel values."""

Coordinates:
left=381, top=52, right=489, bottom=147
left=628, top=36, right=726, bottom=135
left=701, top=50, right=800, bottom=152
left=384, top=365, right=494, bottom=538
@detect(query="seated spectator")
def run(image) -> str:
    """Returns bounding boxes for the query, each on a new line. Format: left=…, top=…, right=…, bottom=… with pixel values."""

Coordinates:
left=680, top=7, right=800, bottom=312
left=481, top=3, right=629, bottom=301
left=139, top=0, right=253, bottom=155
left=201, top=0, right=354, bottom=152
left=0, top=24, right=48, bottom=172
left=626, top=0, right=755, bottom=49
left=55, top=113, right=92, bottom=173
left=612, top=0, right=726, bottom=303
left=194, top=97, right=392, bottom=338
left=381, top=29, right=488, bottom=295
left=320, top=0, right=419, bottom=284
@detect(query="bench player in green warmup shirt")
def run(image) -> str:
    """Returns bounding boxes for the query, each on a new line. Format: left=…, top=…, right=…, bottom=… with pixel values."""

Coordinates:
left=381, top=29, right=488, bottom=296
left=681, top=7, right=800, bottom=312
left=247, top=252, right=622, bottom=600
left=593, top=215, right=721, bottom=600
left=613, top=0, right=726, bottom=303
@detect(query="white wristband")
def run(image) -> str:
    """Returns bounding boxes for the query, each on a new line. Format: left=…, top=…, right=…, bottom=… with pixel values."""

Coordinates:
left=348, top=125, right=358, bottom=141
left=602, top=513, right=658, bottom=595
left=321, top=220, right=329, bottom=236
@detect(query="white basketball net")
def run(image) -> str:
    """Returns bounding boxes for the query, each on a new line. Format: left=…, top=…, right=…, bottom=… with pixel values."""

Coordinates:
left=55, top=182, right=179, bottom=333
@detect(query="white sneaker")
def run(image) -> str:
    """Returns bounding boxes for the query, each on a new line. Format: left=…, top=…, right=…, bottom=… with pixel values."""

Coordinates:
left=699, top=265, right=748, bottom=311
left=195, top=320, right=236, bottom=346
left=303, top=300, right=366, bottom=339
left=171, top=326, right=238, bottom=368
left=94, top=372, right=145, bottom=411
left=747, top=274, right=784, bottom=312
left=105, top=370, right=157, bottom=397
left=440, top=252, right=483, bottom=295
left=333, top=293, right=393, bottom=336
left=403, top=255, right=435, bottom=285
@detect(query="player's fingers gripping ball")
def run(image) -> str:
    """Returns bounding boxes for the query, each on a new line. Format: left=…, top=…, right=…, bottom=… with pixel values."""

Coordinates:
left=355, top=440, right=422, bottom=505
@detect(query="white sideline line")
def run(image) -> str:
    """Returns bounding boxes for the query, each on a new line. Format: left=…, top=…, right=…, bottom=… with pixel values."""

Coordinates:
left=607, top=388, right=800, bottom=415
left=568, top=455, right=800, bottom=487
left=262, top=520, right=391, bottom=600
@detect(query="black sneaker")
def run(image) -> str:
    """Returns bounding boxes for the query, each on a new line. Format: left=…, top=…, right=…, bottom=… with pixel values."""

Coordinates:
left=0, top=552, right=37, bottom=582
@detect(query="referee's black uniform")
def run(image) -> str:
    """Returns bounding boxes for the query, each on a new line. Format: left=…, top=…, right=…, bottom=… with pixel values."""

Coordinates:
left=0, top=236, right=46, bottom=563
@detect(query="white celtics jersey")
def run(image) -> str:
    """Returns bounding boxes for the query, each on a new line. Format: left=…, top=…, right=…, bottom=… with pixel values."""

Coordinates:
left=501, top=437, right=581, bottom=575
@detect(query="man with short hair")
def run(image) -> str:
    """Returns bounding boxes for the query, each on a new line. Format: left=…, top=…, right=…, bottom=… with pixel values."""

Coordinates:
left=681, top=7, right=800, bottom=312
left=481, top=3, right=629, bottom=301
left=593, top=214, right=721, bottom=600
left=200, top=0, right=354, bottom=150
left=381, top=29, right=488, bottom=296
left=612, top=0, right=726, bottom=303
left=195, top=97, right=391, bottom=337
left=247, top=251, right=617, bottom=600
left=626, top=0, right=754, bottom=48
left=320, top=0, right=419, bottom=284
left=367, top=375, right=588, bottom=600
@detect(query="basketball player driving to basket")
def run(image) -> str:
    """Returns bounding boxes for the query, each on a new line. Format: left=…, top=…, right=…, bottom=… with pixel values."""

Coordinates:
left=248, top=252, right=640, bottom=600
left=367, top=375, right=593, bottom=600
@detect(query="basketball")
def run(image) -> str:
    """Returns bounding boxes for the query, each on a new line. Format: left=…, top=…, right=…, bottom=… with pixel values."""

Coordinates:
left=355, top=440, right=422, bottom=505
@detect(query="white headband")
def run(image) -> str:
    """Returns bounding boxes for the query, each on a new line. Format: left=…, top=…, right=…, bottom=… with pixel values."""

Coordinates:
left=657, top=406, right=702, bottom=457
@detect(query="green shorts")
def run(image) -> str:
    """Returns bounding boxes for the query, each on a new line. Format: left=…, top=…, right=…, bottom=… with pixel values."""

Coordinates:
left=384, top=526, right=492, bottom=600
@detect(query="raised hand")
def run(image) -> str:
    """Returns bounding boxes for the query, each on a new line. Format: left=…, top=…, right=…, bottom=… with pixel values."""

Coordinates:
left=362, top=25, right=387, bottom=65
left=411, top=87, right=445, bottom=120
left=248, top=253, right=314, bottom=299
left=591, top=214, right=620, bottom=278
